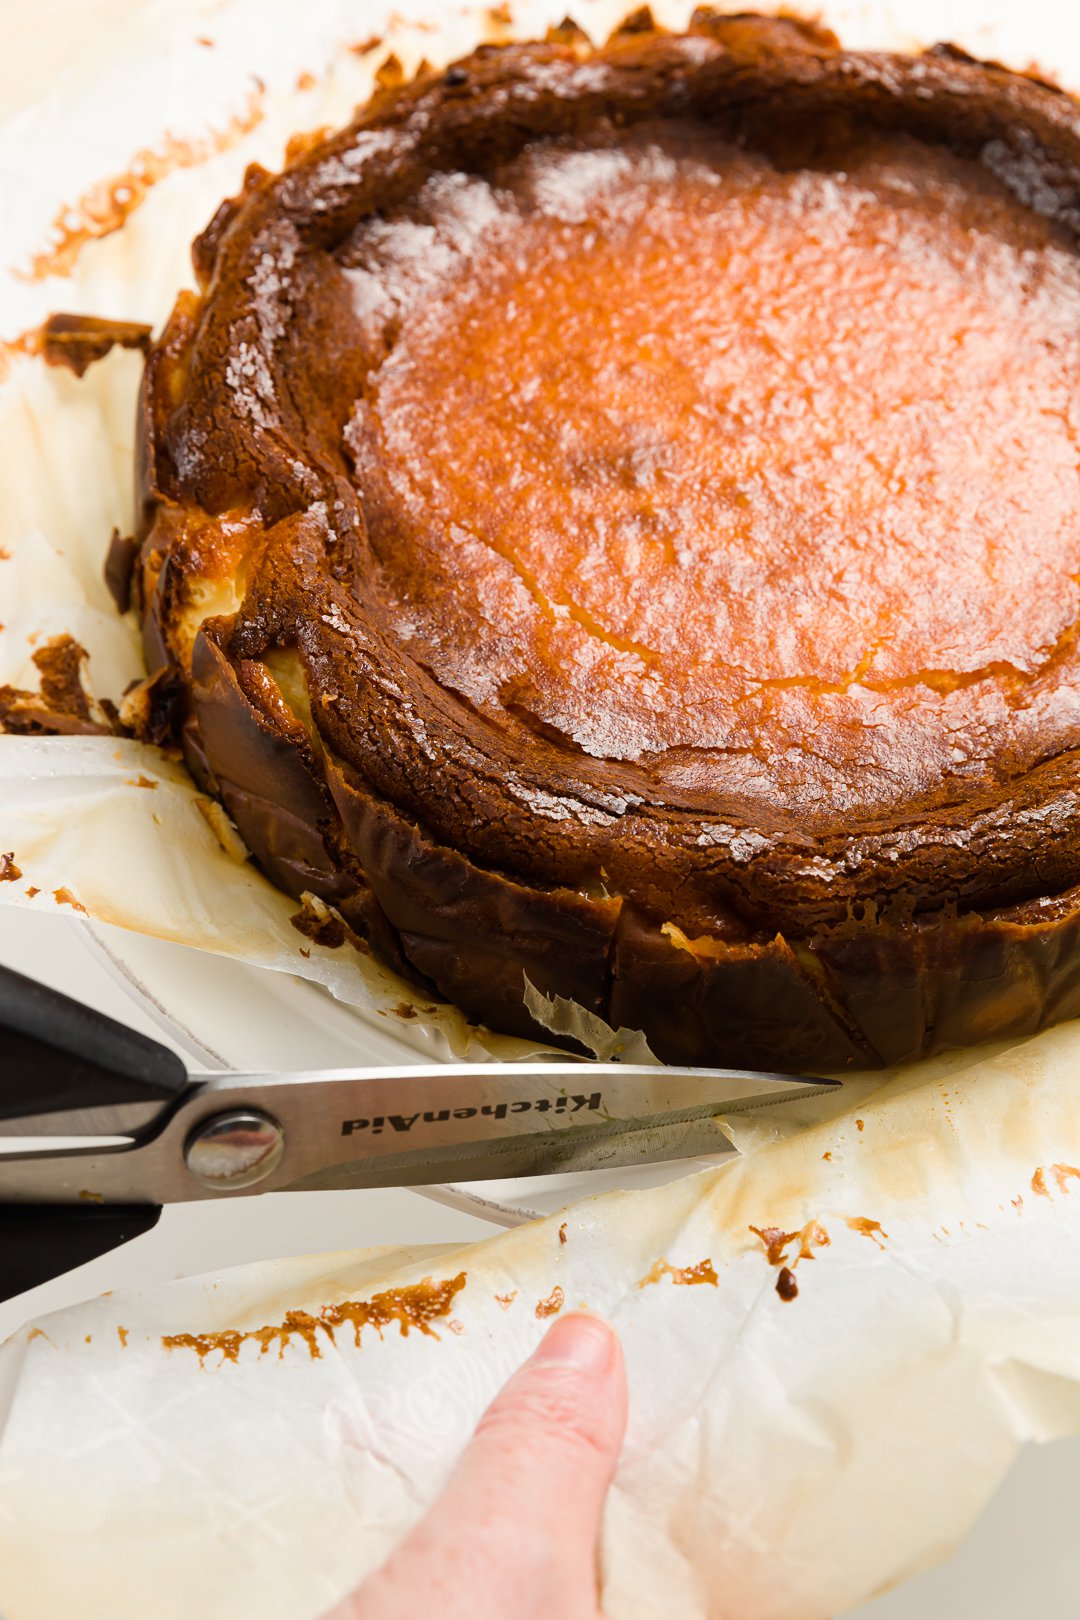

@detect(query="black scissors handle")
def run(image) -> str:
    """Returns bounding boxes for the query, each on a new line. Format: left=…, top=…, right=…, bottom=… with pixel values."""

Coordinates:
left=0, top=963, right=186, bottom=1303
left=0, top=960, right=187, bottom=1120
left=1, top=1203, right=163, bottom=1302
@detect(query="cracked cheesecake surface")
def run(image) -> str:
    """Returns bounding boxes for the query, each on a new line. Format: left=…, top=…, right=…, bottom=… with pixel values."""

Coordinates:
left=135, top=14, right=1080, bottom=1069
left=354, top=125, right=1080, bottom=815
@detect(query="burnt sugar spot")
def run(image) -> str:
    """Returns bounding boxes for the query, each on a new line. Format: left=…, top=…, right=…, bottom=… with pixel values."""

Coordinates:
left=52, top=887, right=87, bottom=913
left=846, top=1216, right=888, bottom=1249
left=749, top=1220, right=830, bottom=1302
left=558, top=1222, right=568, bottom=1245
left=19, top=90, right=264, bottom=281
left=749, top=1225, right=799, bottom=1266
left=750, top=1222, right=831, bottom=1266
left=1032, top=1163, right=1080, bottom=1199
left=495, top=1292, right=517, bottom=1310
left=163, top=1272, right=466, bottom=1364
left=535, top=1285, right=565, bottom=1319
left=0, top=853, right=22, bottom=881
left=638, top=1257, right=718, bottom=1288
left=776, top=1267, right=799, bottom=1302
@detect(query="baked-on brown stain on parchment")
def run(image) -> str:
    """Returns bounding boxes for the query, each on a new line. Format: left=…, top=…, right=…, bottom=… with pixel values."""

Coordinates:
left=18, top=88, right=264, bottom=281
left=749, top=1220, right=831, bottom=1302
left=163, top=1273, right=466, bottom=1364
left=0, top=330, right=39, bottom=382
left=638, top=1258, right=718, bottom=1288
left=1031, top=1163, right=1080, bottom=1198
left=52, top=888, right=87, bottom=914
left=775, top=1267, right=799, bottom=1301
left=0, top=853, right=22, bottom=882
left=535, top=1285, right=564, bottom=1319
left=846, top=1216, right=889, bottom=1249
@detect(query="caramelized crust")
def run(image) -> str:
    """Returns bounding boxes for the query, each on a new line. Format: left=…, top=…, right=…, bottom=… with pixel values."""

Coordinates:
left=136, top=15, right=1080, bottom=1068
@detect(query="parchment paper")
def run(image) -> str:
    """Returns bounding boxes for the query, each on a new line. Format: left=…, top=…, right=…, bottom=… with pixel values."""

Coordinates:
left=2, top=2, right=1080, bottom=1616
left=3, top=1025, right=1080, bottom=1619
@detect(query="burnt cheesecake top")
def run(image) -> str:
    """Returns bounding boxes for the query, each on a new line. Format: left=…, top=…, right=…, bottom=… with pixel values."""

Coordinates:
left=139, top=13, right=1080, bottom=976
left=351, top=124, right=1080, bottom=820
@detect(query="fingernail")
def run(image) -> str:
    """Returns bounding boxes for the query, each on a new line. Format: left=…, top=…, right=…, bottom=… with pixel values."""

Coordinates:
left=531, top=1312, right=617, bottom=1375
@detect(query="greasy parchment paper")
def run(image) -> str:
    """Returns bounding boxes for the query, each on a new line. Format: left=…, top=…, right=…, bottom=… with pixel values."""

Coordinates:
left=3, top=1029, right=1080, bottom=1620
left=2, top=1, right=1080, bottom=1615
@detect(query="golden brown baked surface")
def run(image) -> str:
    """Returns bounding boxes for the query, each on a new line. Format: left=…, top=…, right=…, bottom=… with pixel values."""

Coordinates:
left=357, top=127, right=1080, bottom=814
left=135, top=14, right=1080, bottom=1068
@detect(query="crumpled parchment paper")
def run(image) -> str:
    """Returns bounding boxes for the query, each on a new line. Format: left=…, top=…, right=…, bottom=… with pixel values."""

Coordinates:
left=3, top=1, right=1080, bottom=1616
left=3, top=1025, right=1080, bottom=1619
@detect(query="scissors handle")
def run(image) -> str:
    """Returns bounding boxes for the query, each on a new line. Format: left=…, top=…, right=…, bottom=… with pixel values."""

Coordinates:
left=0, top=964, right=183, bottom=1305
left=0, top=1202, right=163, bottom=1305
left=0, top=961, right=187, bottom=1122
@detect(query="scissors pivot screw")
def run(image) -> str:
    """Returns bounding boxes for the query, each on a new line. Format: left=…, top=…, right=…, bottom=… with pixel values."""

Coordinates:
left=184, top=1109, right=285, bottom=1191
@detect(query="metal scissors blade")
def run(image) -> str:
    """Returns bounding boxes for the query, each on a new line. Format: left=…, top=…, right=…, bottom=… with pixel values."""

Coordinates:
left=0, top=1062, right=839, bottom=1203
left=0, top=960, right=843, bottom=1300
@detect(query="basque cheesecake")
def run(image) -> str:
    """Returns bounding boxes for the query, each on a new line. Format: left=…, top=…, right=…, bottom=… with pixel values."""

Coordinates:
left=133, top=12, right=1080, bottom=1069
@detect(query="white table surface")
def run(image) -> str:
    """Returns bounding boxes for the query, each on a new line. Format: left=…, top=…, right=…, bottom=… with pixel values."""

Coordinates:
left=1, top=906, right=1077, bottom=1616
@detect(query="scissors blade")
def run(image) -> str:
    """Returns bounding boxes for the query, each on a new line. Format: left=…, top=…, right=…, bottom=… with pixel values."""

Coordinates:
left=0, top=1062, right=838, bottom=1204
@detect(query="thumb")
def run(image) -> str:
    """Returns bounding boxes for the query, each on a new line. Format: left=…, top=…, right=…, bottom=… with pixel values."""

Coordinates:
left=345, top=1312, right=627, bottom=1620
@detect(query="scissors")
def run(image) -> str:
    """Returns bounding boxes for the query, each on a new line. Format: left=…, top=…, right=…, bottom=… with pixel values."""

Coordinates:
left=0, top=962, right=839, bottom=1301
